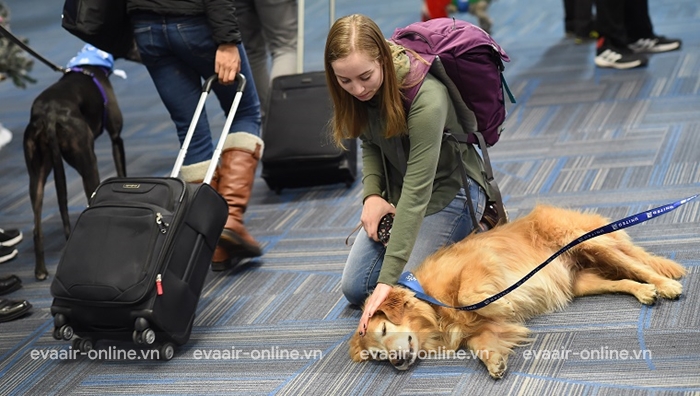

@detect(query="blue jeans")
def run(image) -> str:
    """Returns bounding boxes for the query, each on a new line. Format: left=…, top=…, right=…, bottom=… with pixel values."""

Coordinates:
left=341, top=178, right=487, bottom=306
left=131, top=15, right=261, bottom=165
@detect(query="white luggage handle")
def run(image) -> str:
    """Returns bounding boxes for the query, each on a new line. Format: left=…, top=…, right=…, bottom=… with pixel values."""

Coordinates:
left=170, top=73, right=247, bottom=184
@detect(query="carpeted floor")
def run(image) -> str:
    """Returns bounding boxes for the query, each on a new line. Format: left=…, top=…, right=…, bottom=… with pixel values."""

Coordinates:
left=0, top=0, right=699, bottom=394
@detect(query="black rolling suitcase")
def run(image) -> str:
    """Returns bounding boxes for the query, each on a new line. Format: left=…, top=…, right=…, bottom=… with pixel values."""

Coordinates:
left=260, top=0, right=357, bottom=193
left=261, top=71, right=357, bottom=193
left=49, top=75, right=241, bottom=360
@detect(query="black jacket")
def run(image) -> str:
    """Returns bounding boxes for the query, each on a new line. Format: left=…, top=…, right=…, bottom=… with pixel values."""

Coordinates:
left=126, top=0, right=241, bottom=45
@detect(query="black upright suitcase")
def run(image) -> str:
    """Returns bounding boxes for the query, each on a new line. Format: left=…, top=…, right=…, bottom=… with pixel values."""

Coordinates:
left=261, top=71, right=357, bottom=193
left=49, top=75, right=241, bottom=360
left=260, top=0, right=357, bottom=193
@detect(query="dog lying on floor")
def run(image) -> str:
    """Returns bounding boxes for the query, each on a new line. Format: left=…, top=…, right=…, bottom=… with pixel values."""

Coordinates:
left=23, top=45, right=126, bottom=280
left=349, top=204, right=686, bottom=379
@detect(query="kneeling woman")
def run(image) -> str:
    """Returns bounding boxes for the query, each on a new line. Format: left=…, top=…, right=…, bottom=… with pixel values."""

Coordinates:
left=324, top=14, right=495, bottom=335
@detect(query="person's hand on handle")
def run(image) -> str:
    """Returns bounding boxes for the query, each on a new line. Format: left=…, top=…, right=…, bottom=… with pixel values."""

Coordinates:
left=215, top=43, right=241, bottom=85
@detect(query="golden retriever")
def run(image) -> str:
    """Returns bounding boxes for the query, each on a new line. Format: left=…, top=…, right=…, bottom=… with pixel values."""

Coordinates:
left=349, top=204, right=686, bottom=379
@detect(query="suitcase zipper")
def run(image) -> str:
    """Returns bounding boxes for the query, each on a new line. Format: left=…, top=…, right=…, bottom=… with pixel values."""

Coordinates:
left=155, top=274, right=164, bottom=295
left=150, top=183, right=190, bottom=295
left=156, top=213, right=169, bottom=233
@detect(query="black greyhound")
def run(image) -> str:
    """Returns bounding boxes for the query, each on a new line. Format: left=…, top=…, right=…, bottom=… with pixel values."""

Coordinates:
left=23, top=62, right=126, bottom=280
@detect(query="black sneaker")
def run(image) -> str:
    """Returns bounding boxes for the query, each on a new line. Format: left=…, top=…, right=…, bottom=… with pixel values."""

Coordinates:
left=628, top=36, right=682, bottom=53
left=0, top=228, right=22, bottom=247
left=595, top=38, right=648, bottom=69
left=0, top=246, right=18, bottom=264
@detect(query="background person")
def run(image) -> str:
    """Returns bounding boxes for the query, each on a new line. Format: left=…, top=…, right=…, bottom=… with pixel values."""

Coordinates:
left=235, top=0, right=298, bottom=119
left=594, top=0, right=681, bottom=69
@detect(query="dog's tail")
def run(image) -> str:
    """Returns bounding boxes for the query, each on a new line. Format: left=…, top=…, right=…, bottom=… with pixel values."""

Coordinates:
left=44, top=115, right=72, bottom=239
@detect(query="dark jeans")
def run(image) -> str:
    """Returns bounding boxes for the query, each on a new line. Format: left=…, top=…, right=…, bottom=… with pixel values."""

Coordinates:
left=131, top=15, right=261, bottom=165
left=563, top=0, right=596, bottom=37
left=595, top=0, right=654, bottom=47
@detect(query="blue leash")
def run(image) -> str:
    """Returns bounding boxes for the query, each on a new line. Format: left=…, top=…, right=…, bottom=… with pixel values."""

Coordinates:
left=397, top=194, right=698, bottom=311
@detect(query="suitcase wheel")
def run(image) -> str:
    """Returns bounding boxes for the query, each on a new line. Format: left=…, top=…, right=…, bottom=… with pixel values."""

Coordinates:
left=133, top=328, right=156, bottom=345
left=53, top=324, right=74, bottom=341
left=159, top=342, right=176, bottom=361
left=72, top=337, right=94, bottom=354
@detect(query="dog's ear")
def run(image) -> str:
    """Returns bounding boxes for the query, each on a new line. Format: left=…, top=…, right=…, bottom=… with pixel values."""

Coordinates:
left=349, top=332, right=368, bottom=362
left=375, top=288, right=406, bottom=325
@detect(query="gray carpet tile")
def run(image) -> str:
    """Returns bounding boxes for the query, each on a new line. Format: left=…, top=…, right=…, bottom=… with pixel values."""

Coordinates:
left=1, top=0, right=699, bottom=394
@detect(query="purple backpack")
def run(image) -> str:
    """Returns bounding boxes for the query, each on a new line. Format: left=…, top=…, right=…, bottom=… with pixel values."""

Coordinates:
left=390, top=18, right=515, bottom=225
left=390, top=18, right=514, bottom=147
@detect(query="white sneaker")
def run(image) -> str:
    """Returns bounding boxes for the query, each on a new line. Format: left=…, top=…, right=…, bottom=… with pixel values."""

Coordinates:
left=0, top=124, right=12, bottom=151
left=0, top=246, right=18, bottom=264
left=0, top=228, right=23, bottom=247
left=595, top=41, right=648, bottom=70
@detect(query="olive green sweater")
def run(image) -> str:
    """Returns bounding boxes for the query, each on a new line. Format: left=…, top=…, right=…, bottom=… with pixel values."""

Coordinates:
left=360, top=59, right=490, bottom=286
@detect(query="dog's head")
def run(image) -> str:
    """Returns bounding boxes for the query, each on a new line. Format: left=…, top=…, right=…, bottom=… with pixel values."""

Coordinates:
left=66, top=44, right=115, bottom=73
left=349, top=287, right=442, bottom=370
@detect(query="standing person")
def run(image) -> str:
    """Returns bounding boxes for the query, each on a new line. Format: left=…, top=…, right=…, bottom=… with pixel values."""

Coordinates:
left=235, top=0, right=298, bottom=118
left=0, top=226, right=32, bottom=323
left=125, top=0, right=265, bottom=270
left=324, top=14, right=496, bottom=335
left=0, top=231, right=32, bottom=323
left=594, top=0, right=681, bottom=69
left=0, top=228, right=21, bottom=263
left=563, top=0, right=597, bottom=43
left=0, top=272, right=32, bottom=322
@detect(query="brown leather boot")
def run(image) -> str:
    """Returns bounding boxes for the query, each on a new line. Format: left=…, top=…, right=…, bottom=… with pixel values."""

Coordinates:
left=215, top=132, right=264, bottom=263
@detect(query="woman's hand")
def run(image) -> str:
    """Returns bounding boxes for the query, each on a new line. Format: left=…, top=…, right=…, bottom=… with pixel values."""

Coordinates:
left=361, top=195, right=396, bottom=242
left=215, top=43, right=241, bottom=85
left=357, top=283, right=393, bottom=336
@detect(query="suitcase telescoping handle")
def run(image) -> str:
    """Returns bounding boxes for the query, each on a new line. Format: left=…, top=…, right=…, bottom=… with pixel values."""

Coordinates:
left=170, top=73, right=247, bottom=184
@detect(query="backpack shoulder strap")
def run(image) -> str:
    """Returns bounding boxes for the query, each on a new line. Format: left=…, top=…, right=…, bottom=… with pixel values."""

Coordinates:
left=398, top=49, right=432, bottom=112
left=425, top=58, right=507, bottom=225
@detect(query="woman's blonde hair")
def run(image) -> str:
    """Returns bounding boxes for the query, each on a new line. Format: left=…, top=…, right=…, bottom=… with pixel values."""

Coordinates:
left=324, top=14, right=407, bottom=147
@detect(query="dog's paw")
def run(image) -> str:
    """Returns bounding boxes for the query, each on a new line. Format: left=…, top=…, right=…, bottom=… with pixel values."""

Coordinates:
left=633, top=284, right=657, bottom=305
left=655, top=279, right=683, bottom=300
left=35, top=268, right=49, bottom=282
left=486, top=353, right=507, bottom=379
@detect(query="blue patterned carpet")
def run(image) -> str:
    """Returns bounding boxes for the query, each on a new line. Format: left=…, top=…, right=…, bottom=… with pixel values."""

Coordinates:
left=0, top=0, right=699, bottom=394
